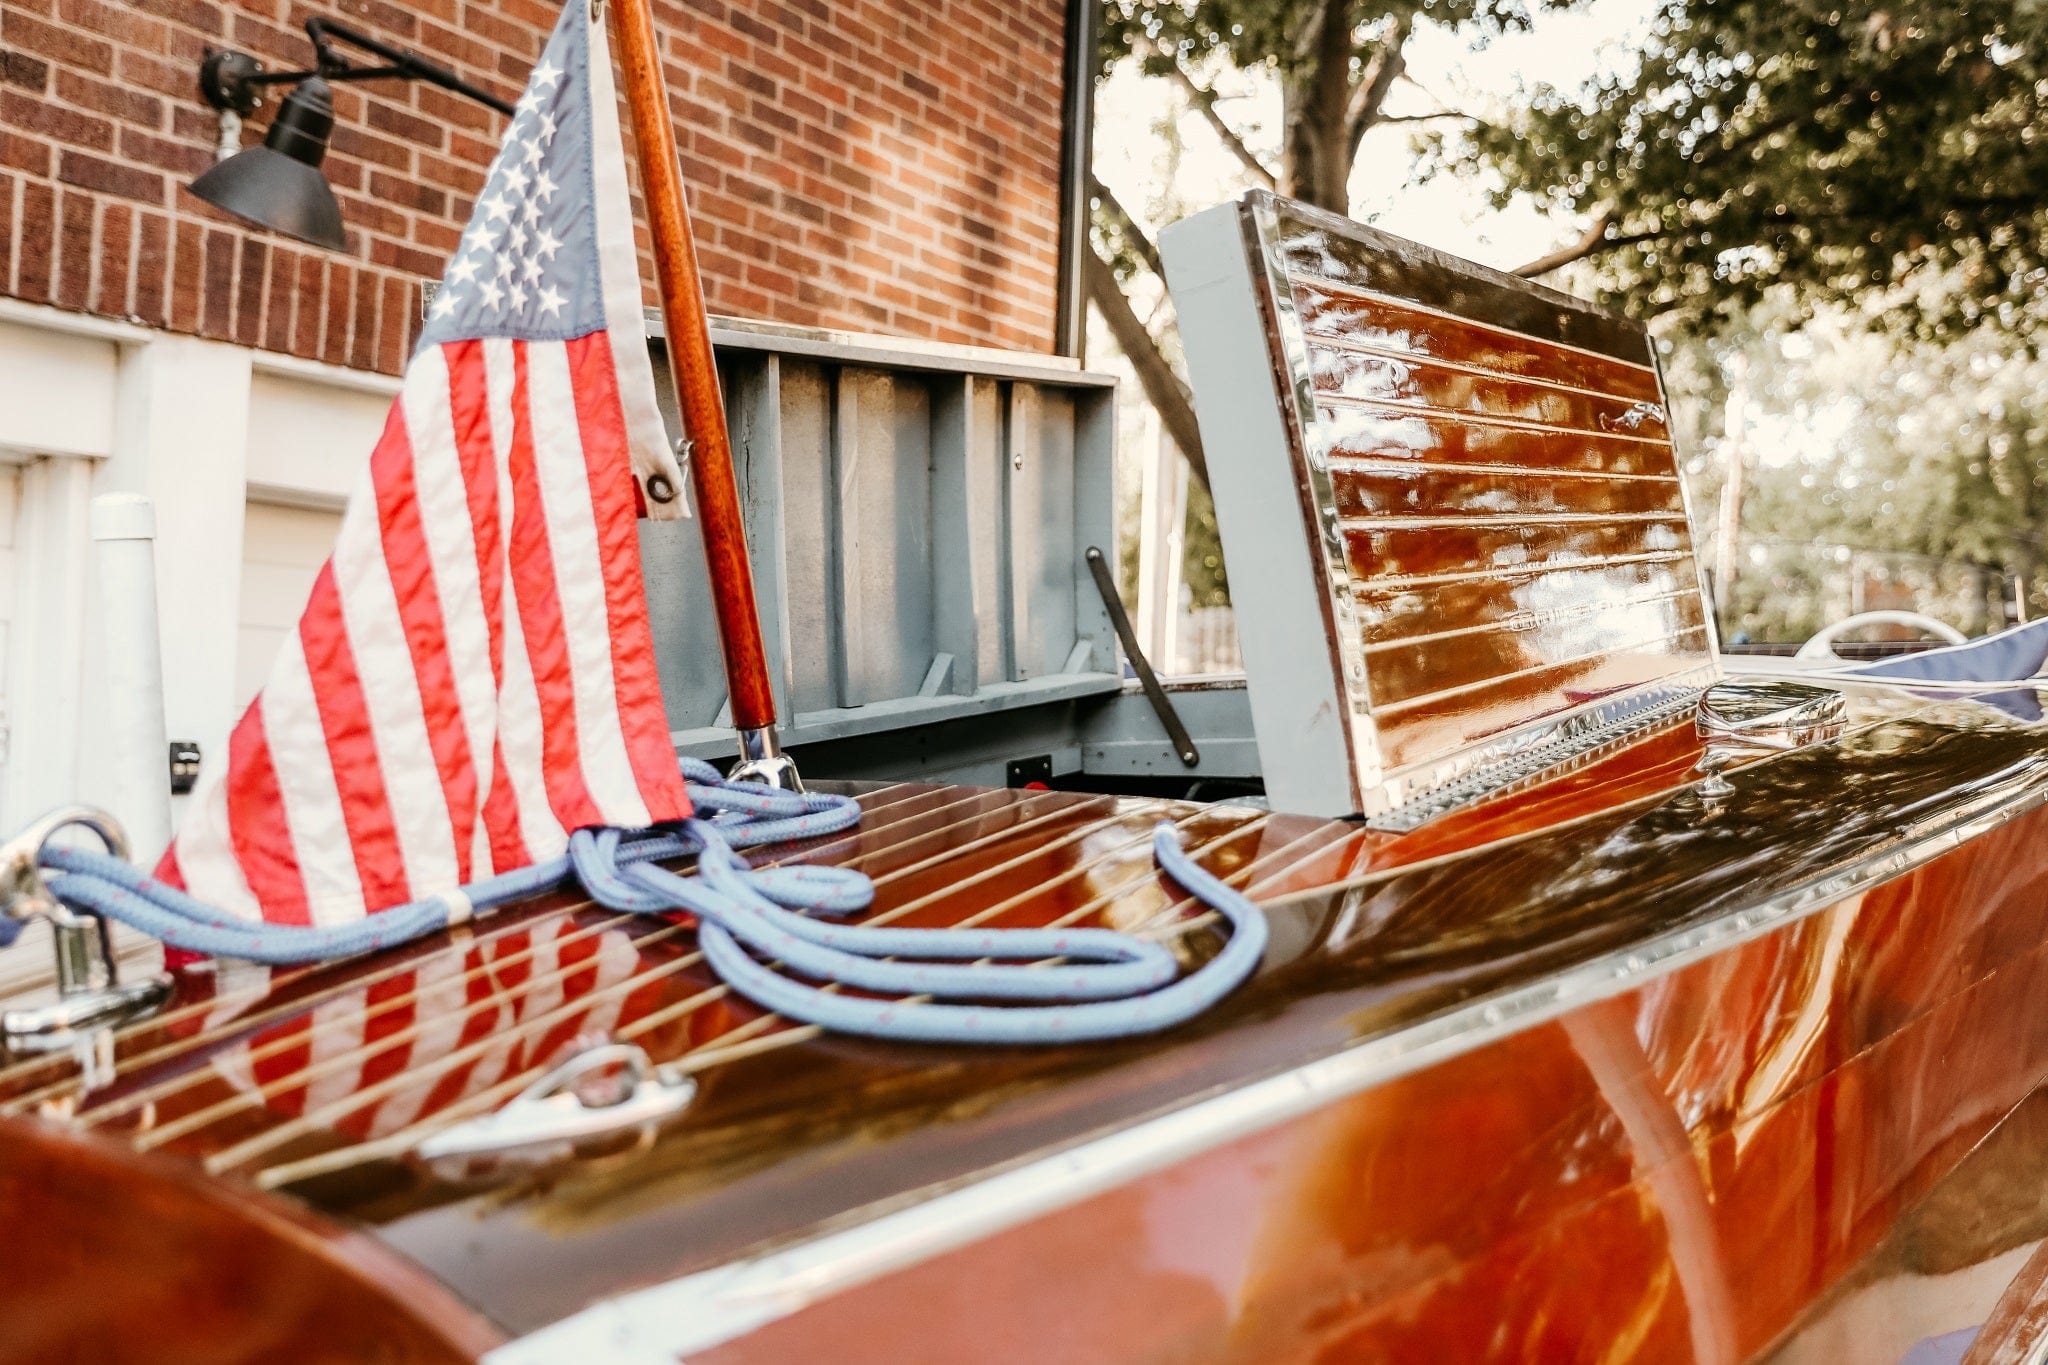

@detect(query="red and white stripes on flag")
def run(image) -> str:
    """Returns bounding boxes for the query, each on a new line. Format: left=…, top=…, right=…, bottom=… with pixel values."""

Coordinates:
left=159, top=1, right=692, bottom=926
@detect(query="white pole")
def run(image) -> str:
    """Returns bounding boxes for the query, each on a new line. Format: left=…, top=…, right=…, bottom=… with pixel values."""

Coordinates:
left=89, top=494, right=172, bottom=866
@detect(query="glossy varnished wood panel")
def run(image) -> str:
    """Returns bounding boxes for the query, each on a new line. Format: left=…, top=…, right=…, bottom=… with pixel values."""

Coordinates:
left=3, top=691, right=2047, bottom=1357
left=1289, top=284, right=1665, bottom=403
left=1241, top=192, right=1717, bottom=803
left=0, top=1115, right=499, bottom=1363
left=695, top=798, right=2048, bottom=1364
left=1313, top=403, right=1681, bottom=476
left=1267, top=204, right=1657, bottom=368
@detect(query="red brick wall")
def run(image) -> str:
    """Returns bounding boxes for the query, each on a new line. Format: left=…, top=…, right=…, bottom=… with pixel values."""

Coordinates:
left=0, top=0, right=1068, bottom=373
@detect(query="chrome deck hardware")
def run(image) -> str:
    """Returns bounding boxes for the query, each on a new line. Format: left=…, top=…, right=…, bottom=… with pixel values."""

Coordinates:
left=730, top=724, right=805, bottom=792
left=0, top=806, right=174, bottom=1054
left=415, top=1041, right=696, bottom=1168
left=1695, top=681, right=1848, bottom=798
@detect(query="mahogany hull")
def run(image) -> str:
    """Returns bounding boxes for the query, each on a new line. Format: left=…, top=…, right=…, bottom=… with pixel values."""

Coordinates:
left=698, top=807, right=2048, bottom=1363
left=4, top=685, right=2048, bottom=1361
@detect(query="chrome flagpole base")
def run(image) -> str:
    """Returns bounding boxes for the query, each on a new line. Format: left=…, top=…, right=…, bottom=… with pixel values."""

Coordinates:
left=728, top=725, right=804, bottom=792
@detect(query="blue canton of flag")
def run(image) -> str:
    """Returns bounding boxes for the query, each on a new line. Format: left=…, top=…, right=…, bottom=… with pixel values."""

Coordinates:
left=421, top=14, right=604, bottom=345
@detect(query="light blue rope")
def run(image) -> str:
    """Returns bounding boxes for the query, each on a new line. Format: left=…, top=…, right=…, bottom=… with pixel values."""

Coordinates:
left=26, top=759, right=1267, bottom=1043
left=677, top=825, right=1267, bottom=1044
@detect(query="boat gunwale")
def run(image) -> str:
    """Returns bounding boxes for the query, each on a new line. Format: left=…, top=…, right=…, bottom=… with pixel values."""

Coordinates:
left=485, top=696, right=2048, bottom=1362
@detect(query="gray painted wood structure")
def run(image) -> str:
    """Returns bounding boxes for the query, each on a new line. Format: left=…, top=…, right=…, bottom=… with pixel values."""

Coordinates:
left=639, top=314, right=1171, bottom=784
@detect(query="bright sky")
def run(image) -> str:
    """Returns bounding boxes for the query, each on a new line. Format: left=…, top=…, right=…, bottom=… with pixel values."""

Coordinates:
left=1093, top=0, right=1662, bottom=274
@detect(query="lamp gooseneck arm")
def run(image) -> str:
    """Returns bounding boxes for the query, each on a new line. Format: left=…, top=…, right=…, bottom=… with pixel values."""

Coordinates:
left=199, top=16, right=515, bottom=119
left=304, top=17, right=517, bottom=116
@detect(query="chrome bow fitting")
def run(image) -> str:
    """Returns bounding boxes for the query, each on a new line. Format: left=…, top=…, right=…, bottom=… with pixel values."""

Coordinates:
left=1694, top=681, right=1848, bottom=798
left=0, top=806, right=173, bottom=1050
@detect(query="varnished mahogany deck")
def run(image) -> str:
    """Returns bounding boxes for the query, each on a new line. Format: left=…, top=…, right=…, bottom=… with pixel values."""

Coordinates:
left=6, top=683, right=2048, bottom=1360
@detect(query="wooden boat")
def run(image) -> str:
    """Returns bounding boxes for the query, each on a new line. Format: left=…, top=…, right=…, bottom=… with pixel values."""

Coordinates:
left=8, top=116, right=2048, bottom=1365
left=10, top=685, right=2048, bottom=1363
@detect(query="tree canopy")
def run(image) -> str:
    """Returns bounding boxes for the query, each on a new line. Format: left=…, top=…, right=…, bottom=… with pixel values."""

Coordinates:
left=1442, top=0, right=2048, bottom=333
left=1091, top=0, right=1583, bottom=483
left=1099, top=0, right=1571, bottom=210
left=1660, top=290, right=2048, bottom=641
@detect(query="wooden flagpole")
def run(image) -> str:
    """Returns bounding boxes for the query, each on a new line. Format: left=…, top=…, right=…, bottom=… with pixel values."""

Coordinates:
left=608, top=0, right=798, bottom=786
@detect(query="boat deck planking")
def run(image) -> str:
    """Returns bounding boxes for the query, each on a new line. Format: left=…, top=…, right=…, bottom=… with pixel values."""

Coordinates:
left=7, top=681, right=2048, bottom=1360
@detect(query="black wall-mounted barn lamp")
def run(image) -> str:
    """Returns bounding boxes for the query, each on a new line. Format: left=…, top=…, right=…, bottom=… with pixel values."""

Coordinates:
left=190, top=17, right=514, bottom=251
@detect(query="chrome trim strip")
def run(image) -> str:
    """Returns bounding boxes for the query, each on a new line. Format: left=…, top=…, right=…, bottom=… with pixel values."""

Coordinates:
left=1246, top=196, right=1384, bottom=806
left=1364, top=667, right=1714, bottom=819
left=1365, top=682, right=1703, bottom=829
left=1362, top=550, right=1695, bottom=593
left=1651, top=343, right=1725, bottom=659
left=485, top=761, right=2048, bottom=1365
left=1360, top=589, right=1700, bottom=655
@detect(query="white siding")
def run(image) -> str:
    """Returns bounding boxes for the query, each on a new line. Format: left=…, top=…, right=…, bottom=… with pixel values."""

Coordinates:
left=236, top=501, right=343, bottom=708
left=0, top=468, right=16, bottom=731
left=0, top=321, right=117, bottom=459
left=245, top=370, right=390, bottom=510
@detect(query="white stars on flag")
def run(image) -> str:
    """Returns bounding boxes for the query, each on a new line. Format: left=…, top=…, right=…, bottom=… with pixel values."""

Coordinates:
left=425, top=48, right=592, bottom=343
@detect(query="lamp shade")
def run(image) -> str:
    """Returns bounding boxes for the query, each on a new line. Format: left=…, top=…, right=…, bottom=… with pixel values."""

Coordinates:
left=187, top=76, right=347, bottom=251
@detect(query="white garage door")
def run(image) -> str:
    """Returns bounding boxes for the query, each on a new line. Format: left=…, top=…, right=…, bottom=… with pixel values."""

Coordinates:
left=236, top=501, right=342, bottom=707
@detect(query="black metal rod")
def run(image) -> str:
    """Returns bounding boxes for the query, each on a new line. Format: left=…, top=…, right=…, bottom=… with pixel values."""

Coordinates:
left=1051, top=0, right=1098, bottom=359
left=1056, top=0, right=1105, bottom=362
left=305, top=17, right=516, bottom=116
left=216, top=17, right=516, bottom=117
left=236, top=67, right=320, bottom=88
left=1084, top=546, right=1200, bottom=768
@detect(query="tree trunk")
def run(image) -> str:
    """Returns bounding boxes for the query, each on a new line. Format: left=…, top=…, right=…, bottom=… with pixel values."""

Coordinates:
left=1085, top=246, right=1211, bottom=490
left=1278, top=0, right=1357, bottom=210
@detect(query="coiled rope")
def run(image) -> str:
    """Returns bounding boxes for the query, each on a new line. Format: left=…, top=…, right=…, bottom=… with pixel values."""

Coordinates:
left=21, top=759, right=1266, bottom=1043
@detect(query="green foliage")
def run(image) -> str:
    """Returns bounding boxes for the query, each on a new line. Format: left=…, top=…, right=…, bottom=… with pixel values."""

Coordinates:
left=1180, top=474, right=1231, bottom=606
left=1100, top=0, right=1579, bottom=209
left=1439, top=0, right=2048, bottom=333
left=1100, top=0, right=1558, bottom=79
left=1663, top=290, right=2048, bottom=642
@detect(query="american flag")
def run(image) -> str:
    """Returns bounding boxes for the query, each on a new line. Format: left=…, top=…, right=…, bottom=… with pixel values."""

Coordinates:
left=159, top=0, right=692, bottom=926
